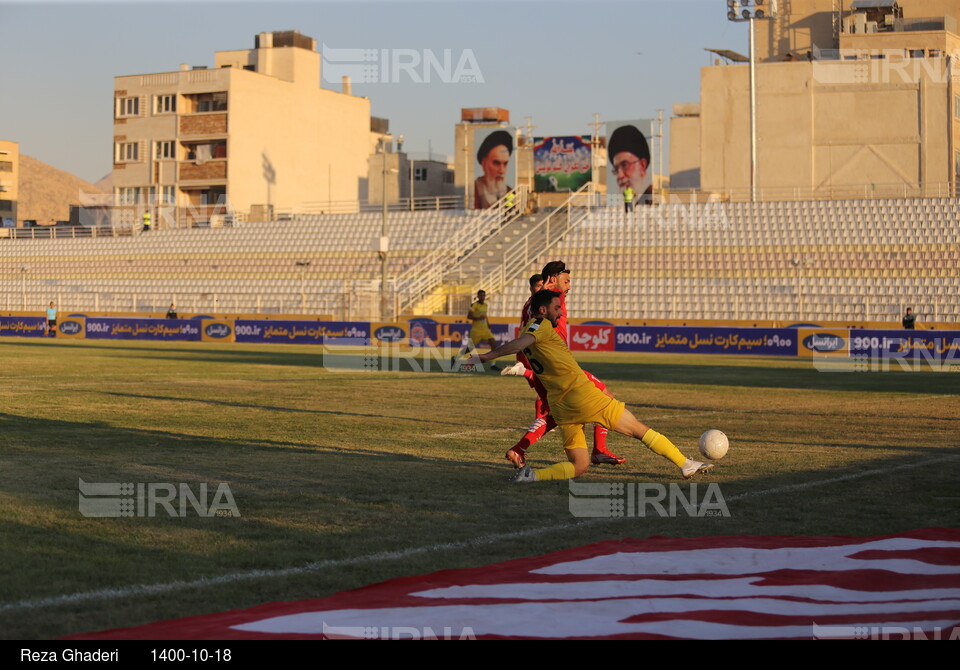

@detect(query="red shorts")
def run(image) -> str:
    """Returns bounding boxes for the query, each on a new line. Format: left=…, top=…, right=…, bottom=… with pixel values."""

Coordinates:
left=582, top=368, right=607, bottom=393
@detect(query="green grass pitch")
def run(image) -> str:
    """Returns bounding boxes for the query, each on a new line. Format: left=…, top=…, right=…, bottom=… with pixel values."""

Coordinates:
left=1, top=337, right=958, bottom=638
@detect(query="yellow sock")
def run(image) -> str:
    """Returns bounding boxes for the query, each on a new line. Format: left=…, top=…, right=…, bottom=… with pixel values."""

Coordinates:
left=640, top=429, right=687, bottom=467
left=533, top=462, right=576, bottom=481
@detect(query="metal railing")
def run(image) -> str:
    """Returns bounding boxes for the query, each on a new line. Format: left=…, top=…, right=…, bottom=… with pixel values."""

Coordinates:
left=6, top=286, right=955, bottom=325
left=301, top=195, right=463, bottom=214
left=663, top=180, right=959, bottom=204
left=484, top=183, right=593, bottom=298
left=394, top=186, right=528, bottom=315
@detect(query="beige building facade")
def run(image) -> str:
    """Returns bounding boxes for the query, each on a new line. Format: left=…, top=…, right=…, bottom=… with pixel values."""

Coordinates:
left=0, top=140, right=18, bottom=225
left=368, top=151, right=457, bottom=206
left=672, top=0, right=960, bottom=200
left=112, top=31, right=378, bottom=222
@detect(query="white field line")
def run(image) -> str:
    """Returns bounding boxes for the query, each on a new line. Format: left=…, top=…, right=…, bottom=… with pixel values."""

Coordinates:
left=724, top=454, right=960, bottom=502
left=429, top=428, right=525, bottom=438
left=2, top=454, right=957, bottom=614
left=0, top=520, right=610, bottom=614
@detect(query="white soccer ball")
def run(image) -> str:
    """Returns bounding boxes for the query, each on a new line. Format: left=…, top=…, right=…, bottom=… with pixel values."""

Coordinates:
left=699, top=429, right=729, bottom=460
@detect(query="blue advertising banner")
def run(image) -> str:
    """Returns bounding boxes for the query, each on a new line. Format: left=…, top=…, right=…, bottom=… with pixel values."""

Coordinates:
left=85, top=317, right=202, bottom=340
left=234, top=320, right=369, bottom=345
left=848, top=329, right=960, bottom=362
left=408, top=318, right=512, bottom=347
left=0, top=316, right=46, bottom=337
left=614, top=326, right=797, bottom=356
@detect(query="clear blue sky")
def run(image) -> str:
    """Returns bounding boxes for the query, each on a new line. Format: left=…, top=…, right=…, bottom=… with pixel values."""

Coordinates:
left=0, top=0, right=743, bottom=183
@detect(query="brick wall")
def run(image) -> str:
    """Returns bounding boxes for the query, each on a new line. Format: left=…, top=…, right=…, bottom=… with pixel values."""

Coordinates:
left=179, top=161, right=227, bottom=180
left=180, top=113, right=228, bottom=135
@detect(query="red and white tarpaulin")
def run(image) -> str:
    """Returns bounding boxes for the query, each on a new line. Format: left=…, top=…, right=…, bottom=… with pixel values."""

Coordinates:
left=70, top=528, right=960, bottom=639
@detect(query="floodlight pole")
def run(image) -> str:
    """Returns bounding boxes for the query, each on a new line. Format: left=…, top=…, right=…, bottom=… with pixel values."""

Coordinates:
left=381, top=139, right=389, bottom=322
left=728, top=2, right=774, bottom=202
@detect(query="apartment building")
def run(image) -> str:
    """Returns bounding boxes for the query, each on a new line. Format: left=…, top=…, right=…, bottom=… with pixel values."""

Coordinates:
left=671, top=0, right=960, bottom=199
left=112, top=30, right=380, bottom=222
left=0, top=140, right=17, bottom=226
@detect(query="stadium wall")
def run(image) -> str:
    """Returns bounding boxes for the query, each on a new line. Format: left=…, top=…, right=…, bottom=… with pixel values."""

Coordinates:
left=3, top=315, right=958, bottom=369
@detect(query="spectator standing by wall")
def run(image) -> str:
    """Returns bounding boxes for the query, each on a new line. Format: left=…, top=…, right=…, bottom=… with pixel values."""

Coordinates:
left=46, top=301, right=57, bottom=337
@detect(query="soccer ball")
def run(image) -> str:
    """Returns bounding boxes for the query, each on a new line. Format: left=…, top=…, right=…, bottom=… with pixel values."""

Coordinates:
left=699, top=430, right=729, bottom=460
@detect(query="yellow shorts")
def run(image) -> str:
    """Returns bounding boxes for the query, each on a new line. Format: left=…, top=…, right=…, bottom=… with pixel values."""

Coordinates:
left=470, top=325, right=495, bottom=342
left=559, top=394, right=626, bottom=451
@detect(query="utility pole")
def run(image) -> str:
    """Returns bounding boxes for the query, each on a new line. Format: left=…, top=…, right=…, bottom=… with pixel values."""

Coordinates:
left=380, top=138, right=390, bottom=321
left=588, top=113, right=603, bottom=203
left=727, top=1, right=779, bottom=202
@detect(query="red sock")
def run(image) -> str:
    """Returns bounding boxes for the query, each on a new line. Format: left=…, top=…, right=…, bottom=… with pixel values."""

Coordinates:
left=523, top=368, right=534, bottom=380
left=592, top=425, right=611, bottom=455
left=511, top=414, right=557, bottom=453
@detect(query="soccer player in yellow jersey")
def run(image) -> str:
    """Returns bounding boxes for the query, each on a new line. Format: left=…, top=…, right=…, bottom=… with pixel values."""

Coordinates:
left=477, top=289, right=714, bottom=482
left=452, top=290, right=501, bottom=372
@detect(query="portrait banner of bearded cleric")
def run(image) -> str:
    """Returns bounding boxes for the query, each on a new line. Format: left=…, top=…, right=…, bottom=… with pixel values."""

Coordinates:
left=473, top=127, right=517, bottom=209
left=606, top=120, right=655, bottom=207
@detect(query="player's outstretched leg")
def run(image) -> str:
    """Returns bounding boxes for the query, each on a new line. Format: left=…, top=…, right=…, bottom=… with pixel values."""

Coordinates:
left=511, top=424, right=590, bottom=483
left=591, top=425, right=625, bottom=465
left=612, top=408, right=713, bottom=479
left=505, top=413, right=556, bottom=468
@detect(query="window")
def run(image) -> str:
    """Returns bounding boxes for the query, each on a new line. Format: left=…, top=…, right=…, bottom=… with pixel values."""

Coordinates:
left=154, top=94, right=177, bottom=114
left=0, top=161, right=12, bottom=172
left=159, top=186, right=176, bottom=205
left=955, top=95, right=960, bottom=120
left=155, top=140, right=176, bottom=160
left=185, top=141, right=227, bottom=161
left=443, top=171, right=454, bottom=185
left=0, top=200, right=12, bottom=212
left=414, top=167, right=428, bottom=181
left=115, top=142, right=140, bottom=163
left=116, top=96, right=140, bottom=118
left=956, top=151, right=960, bottom=180
left=193, top=92, right=227, bottom=112
left=199, top=186, right=226, bottom=206
left=117, top=187, right=142, bottom=205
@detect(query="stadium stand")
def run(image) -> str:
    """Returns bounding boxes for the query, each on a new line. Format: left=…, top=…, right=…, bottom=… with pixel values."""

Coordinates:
left=1, top=199, right=958, bottom=324
left=0, top=211, right=482, bottom=318
left=489, top=198, right=960, bottom=324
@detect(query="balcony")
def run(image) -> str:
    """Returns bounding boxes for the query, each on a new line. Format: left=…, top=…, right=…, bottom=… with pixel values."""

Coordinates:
left=180, top=113, right=227, bottom=136
left=179, top=160, right=227, bottom=181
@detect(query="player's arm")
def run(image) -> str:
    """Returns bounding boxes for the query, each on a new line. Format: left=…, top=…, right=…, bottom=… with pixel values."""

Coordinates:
left=478, top=333, right=535, bottom=362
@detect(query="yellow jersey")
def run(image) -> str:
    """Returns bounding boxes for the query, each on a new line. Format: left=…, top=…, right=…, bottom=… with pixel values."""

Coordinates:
left=469, top=301, right=488, bottom=324
left=521, top=317, right=610, bottom=424
left=469, top=301, right=493, bottom=339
